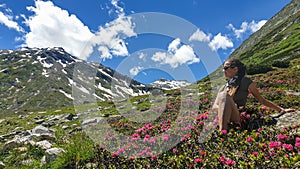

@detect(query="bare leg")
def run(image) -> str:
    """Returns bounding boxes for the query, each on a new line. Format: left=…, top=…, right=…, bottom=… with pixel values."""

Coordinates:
left=217, top=92, right=240, bottom=131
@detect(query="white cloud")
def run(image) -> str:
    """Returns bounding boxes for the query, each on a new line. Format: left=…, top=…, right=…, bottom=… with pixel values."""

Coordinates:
left=129, top=66, right=143, bottom=76
left=168, top=38, right=180, bottom=52
left=23, top=1, right=94, bottom=58
left=91, top=0, right=136, bottom=60
left=92, top=16, right=136, bottom=60
left=208, top=33, right=233, bottom=51
left=110, top=0, right=124, bottom=17
left=0, top=9, right=23, bottom=32
left=228, top=20, right=267, bottom=39
left=138, top=52, right=145, bottom=59
left=249, top=20, right=267, bottom=32
left=151, top=38, right=199, bottom=68
left=189, top=29, right=211, bottom=42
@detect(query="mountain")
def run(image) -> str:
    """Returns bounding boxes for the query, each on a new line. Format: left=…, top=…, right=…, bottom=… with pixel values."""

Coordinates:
left=229, top=0, right=300, bottom=74
left=149, top=78, right=191, bottom=90
left=0, top=47, right=150, bottom=115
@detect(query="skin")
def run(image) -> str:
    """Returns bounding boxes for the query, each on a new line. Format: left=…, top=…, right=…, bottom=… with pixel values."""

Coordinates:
left=223, top=61, right=294, bottom=114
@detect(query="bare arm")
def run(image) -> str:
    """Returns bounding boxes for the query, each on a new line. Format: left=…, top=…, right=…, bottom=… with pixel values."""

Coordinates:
left=248, top=82, right=294, bottom=113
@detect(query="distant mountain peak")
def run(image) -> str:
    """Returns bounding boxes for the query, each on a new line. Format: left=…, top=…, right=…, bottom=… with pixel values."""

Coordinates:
left=150, top=78, right=191, bottom=90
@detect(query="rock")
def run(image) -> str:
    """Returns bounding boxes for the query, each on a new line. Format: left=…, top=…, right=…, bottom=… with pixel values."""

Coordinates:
left=22, top=159, right=33, bottom=165
left=82, top=118, right=98, bottom=125
left=65, top=114, right=76, bottom=120
left=62, top=125, right=69, bottom=130
left=36, top=140, right=52, bottom=150
left=32, top=125, right=49, bottom=134
left=3, top=139, right=19, bottom=151
left=45, top=148, right=65, bottom=163
left=275, top=111, right=300, bottom=129
left=71, top=124, right=78, bottom=128
left=35, top=119, right=45, bottom=124
left=14, top=146, right=28, bottom=152
left=68, top=126, right=82, bottom=134
left=0, top=161, right=5, bottom=169
left=40, top=156, right=46, bottom=166
left=35, top=133, right=56, bottom=142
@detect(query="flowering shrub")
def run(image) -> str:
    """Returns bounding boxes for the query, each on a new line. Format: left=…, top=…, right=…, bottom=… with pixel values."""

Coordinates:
left=83, top=66, right=299, bottom=168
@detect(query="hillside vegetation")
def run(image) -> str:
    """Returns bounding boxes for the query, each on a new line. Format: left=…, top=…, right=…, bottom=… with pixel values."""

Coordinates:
left=0, top=0, right=299, bottom=168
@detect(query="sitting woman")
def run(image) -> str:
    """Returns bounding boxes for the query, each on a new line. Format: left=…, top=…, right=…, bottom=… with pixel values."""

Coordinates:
left=212, top=58, right=294, bottom=131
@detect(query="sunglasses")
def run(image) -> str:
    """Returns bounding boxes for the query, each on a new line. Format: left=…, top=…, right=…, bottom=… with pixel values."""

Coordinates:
left=223, top=65, right=232, bottom=70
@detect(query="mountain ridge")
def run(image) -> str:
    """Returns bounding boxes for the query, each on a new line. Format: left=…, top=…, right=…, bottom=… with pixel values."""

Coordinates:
left=0, top=47, right=151, bottom=115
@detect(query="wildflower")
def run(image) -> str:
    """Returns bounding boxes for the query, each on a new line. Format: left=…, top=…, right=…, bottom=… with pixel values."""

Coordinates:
left=246, top=136, right=253, bottom=142
left=269, top=141, right=282, bottom=149
left=221, top=130, right=227, bottom=135
left=163, top=134, right=169, bottom=141
left=277, top=80, right=283, bottom=83
left=225, top=159, right=235, bottom=166
left=117, top=147, right=125, bottom=154
left=149, top=137, right=157, bottom=143
left=246, top=114, right=251, bottom=119
left=151, top=155, right=158, bottom=160
left=220, top=156, right=226, bottom=163
left=295, top=142, right=300, bottom=147
left=201, top=151, right=207, bottom=156
left=112, top=151, right=118, bottom=157
left=256, top=132, right=261, bottom=137
left=296, top=137, right=300, bottom=143
left=194, top=158, right=202, bottom=163
left=146, top=152, right=153, bottom=156
left=172, top=148, right=178, bottom=153
left=181, top=137, right=187, bottom=142
left=204, top=98, right=209, bottom=103
left=143, top=134, right=151, bottom=143
left=131, top=133, right=140, bottom=141
left=277, top=134, right=289, bottom=140
left=282, top=144, right=293, bottom=151
left=252, top=152, right=259, bottom=156
left=261, top=105, right=267, bottom=110
left=198, top=121, right=204, bottom=126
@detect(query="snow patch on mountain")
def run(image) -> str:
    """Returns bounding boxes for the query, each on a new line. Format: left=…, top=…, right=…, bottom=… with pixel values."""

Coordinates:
left=150, top=78, right=191, bottom=90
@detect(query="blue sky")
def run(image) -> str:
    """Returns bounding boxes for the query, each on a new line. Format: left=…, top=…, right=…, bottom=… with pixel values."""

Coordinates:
left=0, top=0, right=291, bottom=84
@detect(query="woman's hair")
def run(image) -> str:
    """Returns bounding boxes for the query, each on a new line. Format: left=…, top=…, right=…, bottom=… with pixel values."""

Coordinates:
left=226, top=58, right=246, bottom=85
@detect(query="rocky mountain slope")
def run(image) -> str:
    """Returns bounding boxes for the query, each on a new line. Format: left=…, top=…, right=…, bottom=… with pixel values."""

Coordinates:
left=230, top=0, right=300, bottom=74
left=0, top=47, right=150, bottom=115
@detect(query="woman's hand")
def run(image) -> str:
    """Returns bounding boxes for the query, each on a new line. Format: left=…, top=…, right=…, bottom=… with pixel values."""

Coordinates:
left=271, top=108, right=296, bottom=118
left=282, top=108, right=295, bottom=113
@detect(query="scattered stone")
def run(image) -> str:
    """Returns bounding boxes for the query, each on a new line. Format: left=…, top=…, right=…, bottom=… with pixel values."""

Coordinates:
left=36, top=140, right=52, bottom=150
left=32, top=125, right=49, bottom=134
left=275, top=111, right=300, bottom=129
left=82, top=118, right=98, bottom=126
left=71, top=124, right=78, bottom=128
left=22, top=159, right=33, bottom=166
left=14, top=146, right=27, bottom=152
left=65, top=114, right=76, bottom=120
left=0, top=161, right=5, bottom=169
left=45, top=148, right=65, bottom=163
left=35, top=119, right=45, bottom=124
left=62, top=125, right=69, bottom=130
